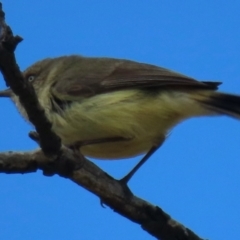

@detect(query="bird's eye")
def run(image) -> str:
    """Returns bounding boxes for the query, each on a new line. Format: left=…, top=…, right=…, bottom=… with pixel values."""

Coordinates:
left=27, top=75, right=35, bottom=82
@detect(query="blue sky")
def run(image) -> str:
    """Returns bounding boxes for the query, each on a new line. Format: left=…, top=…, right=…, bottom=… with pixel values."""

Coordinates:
left=1, top=1, right=240, bottom=239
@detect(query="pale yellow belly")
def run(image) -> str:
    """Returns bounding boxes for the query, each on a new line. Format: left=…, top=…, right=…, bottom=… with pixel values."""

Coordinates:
left=49, top=89, right=207, bottom=160
left=81, top=138, right=155, bottom=159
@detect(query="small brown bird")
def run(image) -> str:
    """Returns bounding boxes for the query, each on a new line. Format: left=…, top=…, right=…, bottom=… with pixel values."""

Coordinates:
left=0, top=55, right=239, bottom=182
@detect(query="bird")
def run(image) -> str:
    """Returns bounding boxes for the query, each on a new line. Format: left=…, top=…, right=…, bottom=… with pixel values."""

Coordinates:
left=0, top=55, right=239, bottom=183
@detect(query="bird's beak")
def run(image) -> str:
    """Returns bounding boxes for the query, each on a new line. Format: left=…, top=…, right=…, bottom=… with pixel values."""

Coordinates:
left=0, top=88, right=12, bottom=98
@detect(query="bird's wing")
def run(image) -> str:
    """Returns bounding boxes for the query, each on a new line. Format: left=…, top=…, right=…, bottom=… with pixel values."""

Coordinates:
left=51, top=58, right=221, bottom=100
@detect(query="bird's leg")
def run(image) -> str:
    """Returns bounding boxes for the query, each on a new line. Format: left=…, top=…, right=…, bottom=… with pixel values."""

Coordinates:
left=119, top=138, right=165, bottom=184
left=71, top=136, right=134, bottom=202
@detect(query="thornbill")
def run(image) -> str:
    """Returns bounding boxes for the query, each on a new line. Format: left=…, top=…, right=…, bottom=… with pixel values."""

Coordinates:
left=0, top=55, right=239, bottom=182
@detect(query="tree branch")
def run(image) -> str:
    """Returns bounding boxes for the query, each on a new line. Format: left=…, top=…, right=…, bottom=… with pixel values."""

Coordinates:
left=0, top=3, right=205, bottom=240
left=0, top=150, right=204, bottom=240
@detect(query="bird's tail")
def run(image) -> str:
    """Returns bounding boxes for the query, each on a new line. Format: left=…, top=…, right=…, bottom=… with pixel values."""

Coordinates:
left=191, top=91, right=240, bottom=119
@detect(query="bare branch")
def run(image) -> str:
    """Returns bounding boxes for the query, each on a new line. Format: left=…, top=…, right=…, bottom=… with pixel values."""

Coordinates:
left=0, top=150, right=204, bottom=240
